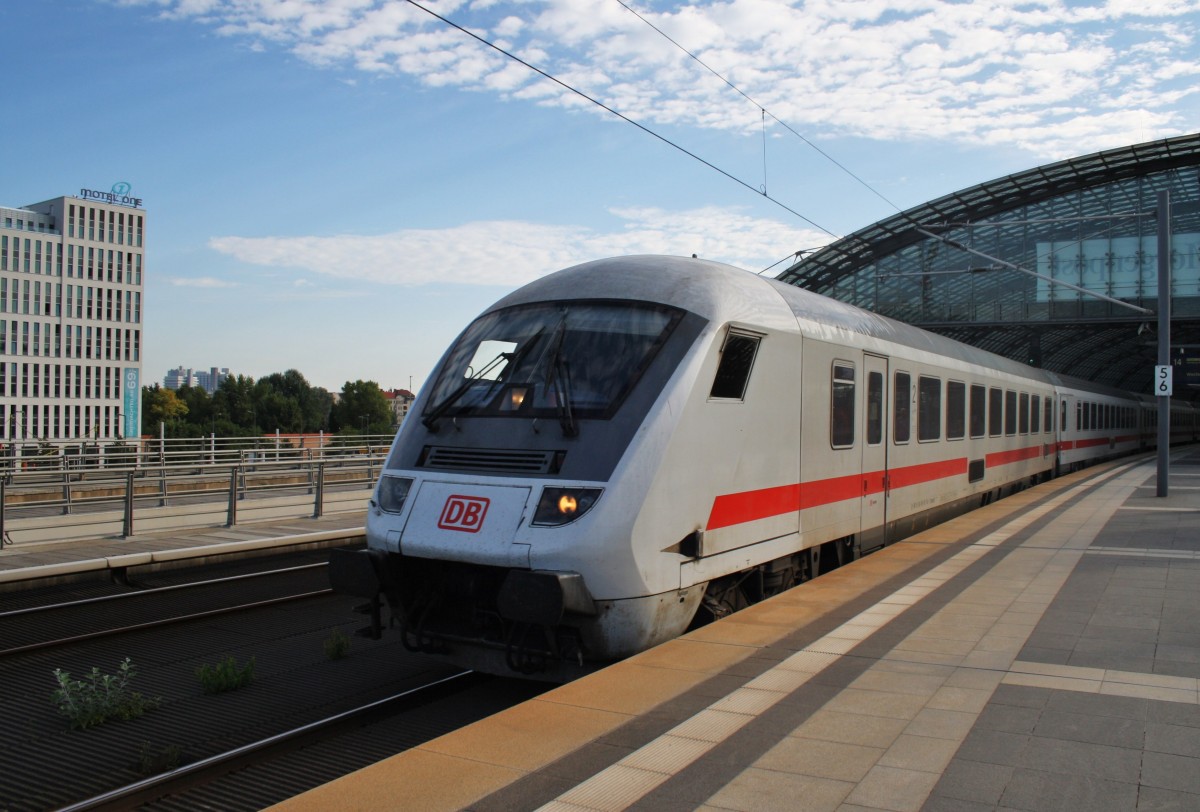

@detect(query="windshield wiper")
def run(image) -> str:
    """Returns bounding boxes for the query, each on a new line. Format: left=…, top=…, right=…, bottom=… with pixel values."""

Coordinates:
left=422, top=329, right=544, bottom=432
left=546, top=317, right=578, bottom=438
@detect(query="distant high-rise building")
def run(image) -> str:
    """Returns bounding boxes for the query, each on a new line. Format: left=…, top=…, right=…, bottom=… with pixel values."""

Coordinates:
left=165, top=366, right=229, bottom=394
left=164, top=366, right=196, bottom=390
left=0, top=189, right=145, bottom=442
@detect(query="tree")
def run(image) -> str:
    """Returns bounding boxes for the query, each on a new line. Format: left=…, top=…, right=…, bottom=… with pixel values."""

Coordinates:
left=253, top=370, right=332, bottom=433
left=330, top=380, right=392, bottom=434
left=212, top=375, right=258, bottom=434
left=141, top=385, right=188, bottom=435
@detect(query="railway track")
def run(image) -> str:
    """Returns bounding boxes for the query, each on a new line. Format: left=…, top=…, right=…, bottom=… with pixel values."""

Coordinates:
left=0, top=554, right=545, bottom=811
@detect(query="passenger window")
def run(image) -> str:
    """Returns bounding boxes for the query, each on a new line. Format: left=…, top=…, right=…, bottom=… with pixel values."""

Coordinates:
left=1045, top=398, right=1054, bottom=433
left=989, top=388, right=1003, bottom=437
left=918, top=376, right=941, bottom=442
left=1019, top=392, right=1029, bottom=434
left=709, top=331, right=760, bottom=400
left=894, top=372, right=911, bottom=444
left=970, top=384, right=986, bottom=438
left=1032, top=395, right=1041, bottom=433
left=947, top=381, right=965, bottom=440
left=1005, top=390, right=1017, bottom=435
left=831, top=362, right=856, bottom=448
left=867, top=371, right=883, bottom=445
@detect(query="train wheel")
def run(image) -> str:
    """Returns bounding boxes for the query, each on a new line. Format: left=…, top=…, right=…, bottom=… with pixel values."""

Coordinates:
left=799, top=548, right=821, bottom=582
left=835, top=537, right=858, bottom=567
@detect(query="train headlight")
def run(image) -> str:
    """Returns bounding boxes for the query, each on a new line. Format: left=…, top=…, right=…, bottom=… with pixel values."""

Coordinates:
left=532, top=487, right=602, bottom=527
left=377, top=476, right=413, bottom=514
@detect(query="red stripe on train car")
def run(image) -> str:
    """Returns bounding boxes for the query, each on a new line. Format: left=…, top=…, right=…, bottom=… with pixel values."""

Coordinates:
left=706, top=457, right=969, bottom=531
left=985, top=445, right=1042, bottom=466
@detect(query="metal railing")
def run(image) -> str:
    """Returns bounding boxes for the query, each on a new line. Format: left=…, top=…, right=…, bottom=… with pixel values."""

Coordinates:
left=0, top=433, right=393, bottom=544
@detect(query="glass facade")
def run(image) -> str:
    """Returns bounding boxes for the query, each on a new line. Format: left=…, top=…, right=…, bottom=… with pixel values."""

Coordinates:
left=778, top=134, right=1200, bottom=395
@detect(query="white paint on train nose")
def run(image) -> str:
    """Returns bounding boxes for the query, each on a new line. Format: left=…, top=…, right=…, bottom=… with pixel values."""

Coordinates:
left=399, top=480, right=532, bottom=568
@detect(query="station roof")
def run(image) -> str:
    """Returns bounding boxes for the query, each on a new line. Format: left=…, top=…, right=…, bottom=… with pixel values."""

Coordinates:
left=777, top=133, right=1200, bottom=397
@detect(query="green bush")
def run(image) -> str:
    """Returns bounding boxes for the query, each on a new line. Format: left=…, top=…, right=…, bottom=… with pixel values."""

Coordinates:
left=324, top=628, right=351, bottom=660
left=51, top=657, right=161, bottom=730
left=196, top=655, right=255, bottom=694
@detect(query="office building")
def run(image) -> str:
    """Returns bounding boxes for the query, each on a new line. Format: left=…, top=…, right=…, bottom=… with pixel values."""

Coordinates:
left=0, top=188, right=145, bottom=442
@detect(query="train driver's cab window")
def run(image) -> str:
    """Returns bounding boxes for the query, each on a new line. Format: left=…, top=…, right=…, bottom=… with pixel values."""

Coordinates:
left=918, top=375, right=941, bottom=442
left=709, top=330, right=762, bottom=400
left=831, top=362, right=856, bottom=449
left=947, top=380, right=965, bottom=440
left=894, top=371, right=911, bottom=444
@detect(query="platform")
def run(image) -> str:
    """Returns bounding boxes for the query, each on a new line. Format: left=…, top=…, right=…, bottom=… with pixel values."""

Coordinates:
left=0, top=510, right=366, bottom=584
left=274, top=449, right=1200, bottom=812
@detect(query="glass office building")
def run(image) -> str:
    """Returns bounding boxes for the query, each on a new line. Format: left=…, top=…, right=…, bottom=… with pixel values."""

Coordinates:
left=778, top=133, right=1200, bottom=395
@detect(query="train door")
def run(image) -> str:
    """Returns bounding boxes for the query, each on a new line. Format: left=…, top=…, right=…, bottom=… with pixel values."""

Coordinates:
left=861, top=354, right=888, bottom=550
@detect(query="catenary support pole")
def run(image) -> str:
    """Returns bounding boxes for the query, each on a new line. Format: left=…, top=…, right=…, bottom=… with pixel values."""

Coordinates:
left=1157, top=190, right=1171, bottom=497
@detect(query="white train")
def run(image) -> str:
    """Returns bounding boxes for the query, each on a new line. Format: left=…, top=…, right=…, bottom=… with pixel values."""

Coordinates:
left=330, top=255, right=1194, bottom=680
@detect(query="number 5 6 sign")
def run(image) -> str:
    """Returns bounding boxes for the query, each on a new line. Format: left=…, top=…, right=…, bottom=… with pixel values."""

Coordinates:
left=1156, top=365, right=1173, bottom=396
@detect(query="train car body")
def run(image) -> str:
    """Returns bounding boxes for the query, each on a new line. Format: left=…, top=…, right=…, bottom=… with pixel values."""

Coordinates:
left=330, top=256, right=1188, bottom=680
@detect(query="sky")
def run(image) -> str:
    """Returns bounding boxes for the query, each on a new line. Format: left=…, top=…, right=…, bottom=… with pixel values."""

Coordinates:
left=2, top=0, right=1198, bottom=394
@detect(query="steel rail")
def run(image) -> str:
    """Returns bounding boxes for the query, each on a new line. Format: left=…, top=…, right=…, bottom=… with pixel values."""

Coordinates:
left=55, top=670, right=481, bottom=812
left=1, top=586, right=334, bottom=657
left=0, top=562, right=328, bottom=619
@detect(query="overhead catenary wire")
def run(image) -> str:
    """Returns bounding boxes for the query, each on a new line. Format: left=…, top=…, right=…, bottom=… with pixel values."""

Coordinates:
left=400, top=0, right=839, bottom=239
left=614, top=0, right=905, bottom=216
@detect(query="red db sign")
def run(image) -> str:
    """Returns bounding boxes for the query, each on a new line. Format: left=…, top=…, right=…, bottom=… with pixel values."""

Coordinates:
left=438, top=495, right=490, bottom=533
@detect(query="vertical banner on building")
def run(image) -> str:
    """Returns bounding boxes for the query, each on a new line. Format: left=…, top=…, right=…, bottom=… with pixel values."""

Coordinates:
left=124, top=367, right=140, bottom=438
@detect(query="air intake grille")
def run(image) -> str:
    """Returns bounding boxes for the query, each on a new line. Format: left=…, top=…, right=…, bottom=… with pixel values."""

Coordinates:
left=422, top=446, right=562, bottom=474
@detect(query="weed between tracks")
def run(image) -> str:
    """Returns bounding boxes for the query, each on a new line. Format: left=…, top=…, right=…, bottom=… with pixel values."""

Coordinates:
left=196, top=655, right=256, bottom=694
left=51, top=657, right=162, bottom=730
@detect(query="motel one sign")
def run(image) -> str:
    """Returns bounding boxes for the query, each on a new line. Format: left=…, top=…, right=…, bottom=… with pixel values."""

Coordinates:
left=79, top=181, right=143, bottom=208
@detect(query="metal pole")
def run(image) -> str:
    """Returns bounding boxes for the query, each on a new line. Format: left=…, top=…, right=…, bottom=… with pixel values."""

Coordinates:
left=1157, top=190, right=1172, bottom=498
left=314, top=461, right=325, bottom=518
left=62, top=472, right=72, bottom=515
left=122, top=470, right=135, bottom=538
left=226, top=466, right=238, bottom=526
left=0, top=480, right=6, bottom=549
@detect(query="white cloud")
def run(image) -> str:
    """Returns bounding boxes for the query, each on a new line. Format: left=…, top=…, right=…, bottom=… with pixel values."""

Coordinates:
left=121, top=0, right=1199, bottom=158
left=167, top=276, right=239, bottom=288
left=208, top=206, right=825, bottom=287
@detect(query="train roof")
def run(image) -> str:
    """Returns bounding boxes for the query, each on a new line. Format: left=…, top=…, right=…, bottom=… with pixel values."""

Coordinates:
left=493, top=256, right=1134, bottom=398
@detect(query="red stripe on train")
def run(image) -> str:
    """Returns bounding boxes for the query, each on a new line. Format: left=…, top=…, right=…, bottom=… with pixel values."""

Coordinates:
left=705, top=442, right=1059, bottom=531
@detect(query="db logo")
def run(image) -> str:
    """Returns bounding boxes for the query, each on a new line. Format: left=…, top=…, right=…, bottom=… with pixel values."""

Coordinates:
left=438, top=495, right=490, bottom=533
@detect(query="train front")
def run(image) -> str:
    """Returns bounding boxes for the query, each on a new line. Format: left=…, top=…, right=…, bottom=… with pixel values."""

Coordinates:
left=329, top=263, right=708, bottom=680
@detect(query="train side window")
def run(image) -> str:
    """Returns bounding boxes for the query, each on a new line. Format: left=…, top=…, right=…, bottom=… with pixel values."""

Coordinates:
left=1046, top=398, right=1054, bottom=433
left=894, top=371, right=911, bottom=444
left=867, top=370, right=883, bottom=445
left=709, top=331, right=761, bottom=400
left=947, top=380, right=965, bottom=440
left=1091, top=402, right=1098, bottom=430
left=1005, top=390, right=1017, bottom=436
left=1019, top=392, right=1030, bottom=434
left=831, top=362, right=856, bottom=449
left=1031, top=395, right=1041, bottom=433
left=969, top=384, right=986, bottom=438
left=918, top=375, right=941, bottom=442
left=1078, top=402, right=1084, bottom=431
left=989, top=387, right=1003, bottom=437
left=1062, top=400, right=1067, bottom=432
